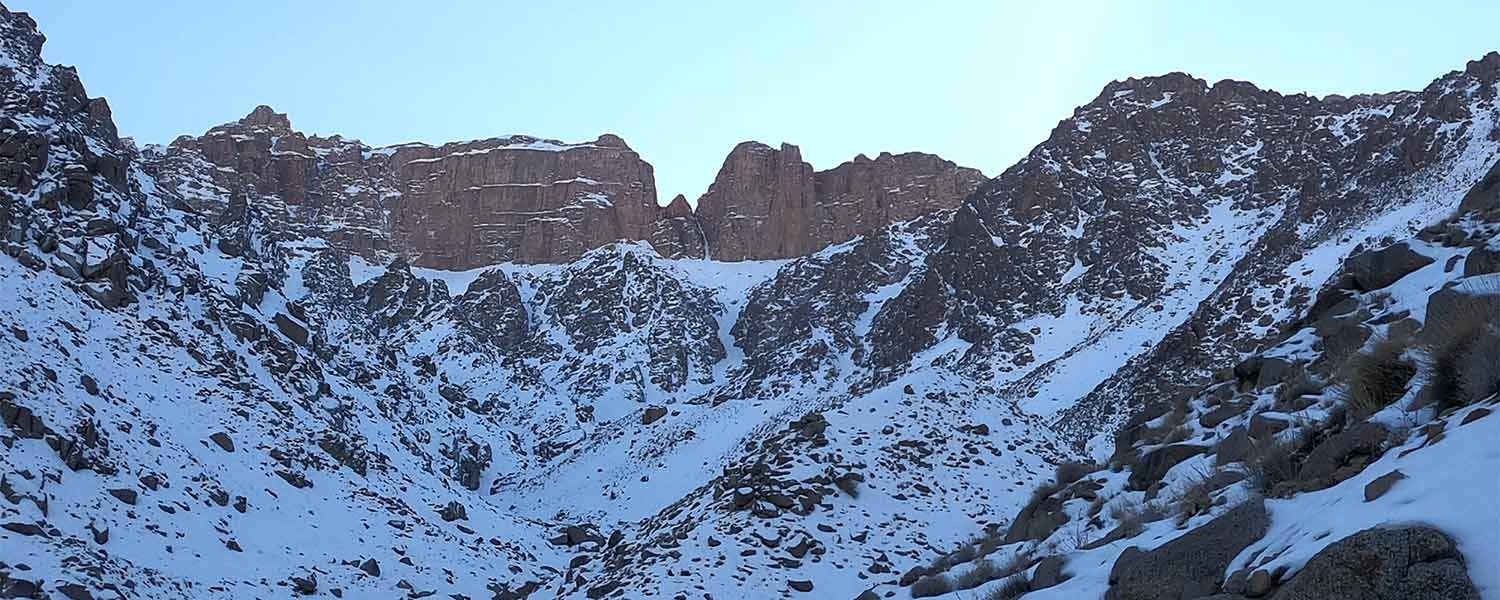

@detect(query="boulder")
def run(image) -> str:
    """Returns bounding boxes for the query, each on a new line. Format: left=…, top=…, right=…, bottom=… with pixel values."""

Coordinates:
left=1270, top=527, right=1478, bottom=599
left=1106, top=499, right=1270, bottom=600
left=1128, top=444, right=1212, bottom=490
left=642, top=405, right=667, bottom=425
left=1362, top=469, right=1406, bottom=502
left=1248, top=414, right=1291, bottom=441
left=1031, top=555, right=1066, bottom=590
left=1345, top=243, right=1433, bottom=291
left=789, top=580, right=814, bottom=592
left=273, top=313, right=310, bottom=346
left=1294, top=422, right=1388, bottom=488
left=1463, top=246, right=1500, bottom=277
left=107, top=488, right=137, bottom=505
left=209, top=431, right=235, bottom=452
left=1215, top=426, right=1253, bottom=466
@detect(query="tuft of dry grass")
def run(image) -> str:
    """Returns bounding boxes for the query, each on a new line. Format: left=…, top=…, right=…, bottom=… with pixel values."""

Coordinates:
left=1274, top=366, right=1322, bottom=411
left=910, top=573, right=954, bottom=598
left=1343, top=336, right=1417, bottom=419
left=1421, top=290, right=1500, bottom=411
left=1174, top=466, right=1217, bottom=526
left=981, top=574, right=1032, bottom=600
left=1245, top=433, right=1304, bottom=495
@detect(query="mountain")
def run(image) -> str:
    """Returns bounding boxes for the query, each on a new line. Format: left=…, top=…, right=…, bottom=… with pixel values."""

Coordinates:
left=149, top=108, right=983, bottom=267
left=2, top=4, right=1498, bottom=599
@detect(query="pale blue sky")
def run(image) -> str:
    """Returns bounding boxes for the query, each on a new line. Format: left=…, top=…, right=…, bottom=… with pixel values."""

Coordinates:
left=11, top=1, right=1498, bottom=204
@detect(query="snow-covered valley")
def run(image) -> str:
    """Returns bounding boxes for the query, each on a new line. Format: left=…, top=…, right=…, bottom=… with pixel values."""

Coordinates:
left=3, top=4, right=1500, bottom=600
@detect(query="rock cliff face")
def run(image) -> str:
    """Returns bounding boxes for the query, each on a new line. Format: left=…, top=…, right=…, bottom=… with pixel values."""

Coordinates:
left=153, top=113, right=981, bottom=267
left=386, top=133, right=662, bottom=268
left=694, top=142, right=986, bottom=260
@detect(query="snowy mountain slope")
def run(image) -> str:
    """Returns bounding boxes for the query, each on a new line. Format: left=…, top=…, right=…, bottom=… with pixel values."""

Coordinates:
left=3, top=4, right=1500, bottom=599
left=905, top=190, right=1500, bottom=600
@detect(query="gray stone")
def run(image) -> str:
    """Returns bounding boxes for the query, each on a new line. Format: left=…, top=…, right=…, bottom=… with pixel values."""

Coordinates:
left=1464, top=246, right=1500, bottom=277
left=1106, top=499, right=1270, bottom=600
left=1346, top=242, right=1434, bottom=291
left=1200, top=403, right=1249, bottom=429
left=1129, top=444, right=1212, bottom=491
left=209, top=431, right=235, bottom=452
left=1295, top=422, right=1388, bottom=488
left=273, top=313, right=310, bottom=346
left=1031, top=555, right=1066, bottom=590
left=1363, top=469, right=1406, bottom=502
left=1270, top=526, right=1478, bottom=600
left=1248, top=413, right=1291, bottom=441
left=1216, top=426, right=1253, bottom=466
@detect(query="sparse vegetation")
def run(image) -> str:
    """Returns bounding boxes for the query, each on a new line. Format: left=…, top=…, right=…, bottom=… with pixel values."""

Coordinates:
left=1246, top=434, right=1304, bottom=495
left=912, top=549, right=1034, bottom=597
left=1106, top=495, right=1167, bottom=538
left=1274, top=366, right=1322, bottom=411
left=909, top=573, right=955, bottom=598
left=1174, top=466, right=1216, bottom=525
left=1138, top=397, right=1190, bottom=444
left=1343, top=336, right=1416, bottom=419
left=1422, top=291, right=1500, bottom=411
left=980, top=574, right=1031, bottom=600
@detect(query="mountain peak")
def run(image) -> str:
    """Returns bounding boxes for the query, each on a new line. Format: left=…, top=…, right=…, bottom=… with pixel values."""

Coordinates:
left=240, top=104, right=293, bottom=132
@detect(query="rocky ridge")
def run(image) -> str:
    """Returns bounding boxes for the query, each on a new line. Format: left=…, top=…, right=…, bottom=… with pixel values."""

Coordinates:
left=2, top=4, right=1499, bottom=599
left=149, top=110, right=983, bottom=267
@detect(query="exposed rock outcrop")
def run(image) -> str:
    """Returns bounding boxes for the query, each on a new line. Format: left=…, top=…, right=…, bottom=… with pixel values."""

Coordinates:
left=1270, top=527, right=1479, bottom=600
left=694, top=142, right=985, bottom=260
left=152, top=113, right=981, bottom=267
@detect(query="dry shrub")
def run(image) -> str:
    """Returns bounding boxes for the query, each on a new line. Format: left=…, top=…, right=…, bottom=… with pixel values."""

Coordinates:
left=1274, top=366, right=1322, bottom=411
left=1174, top=466, right=1216, bottom=525
left=1246, top=434, right=1304, bottom=494
left=1106, top=496, right=1165, bottom=538
left=910, top=573, right=954, bottom=598
left=1343, top=337, right=1416, bottom=419
left=1138, top=397, right=1191, bottom=443
left=1422, top=290, right=1500, bottom=411
left=981, top=574, right=1032, bottom=600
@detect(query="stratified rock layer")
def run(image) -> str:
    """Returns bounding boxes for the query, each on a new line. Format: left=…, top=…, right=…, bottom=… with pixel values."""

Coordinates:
left=154, top=113, right=983, bottom=267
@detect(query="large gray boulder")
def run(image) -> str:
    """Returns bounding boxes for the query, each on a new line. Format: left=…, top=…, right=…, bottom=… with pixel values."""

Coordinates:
left=1293, top=422, right=1388, bottom=489
left=1345, top=242, right=1433, bottom=291
left=1270, top=526, right=1478, bottom=600
left=1107, top=499, right=1270, bottom=600
left=1128, top=444, right=1212, bottom=491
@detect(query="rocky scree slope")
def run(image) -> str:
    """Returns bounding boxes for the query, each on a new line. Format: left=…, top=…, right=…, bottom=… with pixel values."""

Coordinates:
left=4, top=5, right=1500, bottom=600
left=897, top=176, right=1500, bottom=600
